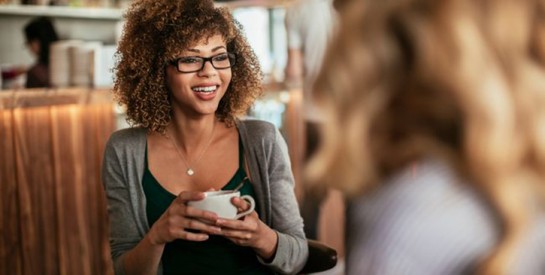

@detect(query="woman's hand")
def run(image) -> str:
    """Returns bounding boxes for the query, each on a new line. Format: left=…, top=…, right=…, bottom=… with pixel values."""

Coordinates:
left=147, top=191, right=222, bottom=245
left=216, top=197, right=279, bottom=260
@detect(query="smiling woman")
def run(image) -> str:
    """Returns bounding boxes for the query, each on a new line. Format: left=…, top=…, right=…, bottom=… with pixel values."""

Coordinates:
left=113, top=0, right=262, bottom=132
left=102, top=0, right=308, bottom=274
left=165, top=35, right=233, bottom=118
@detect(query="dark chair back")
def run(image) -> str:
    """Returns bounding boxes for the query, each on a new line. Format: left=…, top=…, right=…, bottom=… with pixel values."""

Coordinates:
left=298, top=239, right=338, bottom=274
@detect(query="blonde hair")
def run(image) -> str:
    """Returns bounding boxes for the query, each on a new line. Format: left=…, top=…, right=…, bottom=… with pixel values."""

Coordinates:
left=307, top=0, right=545, bottom=273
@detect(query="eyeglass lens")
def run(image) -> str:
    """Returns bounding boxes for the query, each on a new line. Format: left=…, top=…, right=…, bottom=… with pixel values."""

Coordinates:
left=176, top=53, right=235, bottom=73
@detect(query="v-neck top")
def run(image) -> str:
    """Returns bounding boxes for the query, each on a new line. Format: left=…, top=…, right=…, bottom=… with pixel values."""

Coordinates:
left=142, top=137, right=272, bottom=275
left=103, top=120, right=308, bottom=275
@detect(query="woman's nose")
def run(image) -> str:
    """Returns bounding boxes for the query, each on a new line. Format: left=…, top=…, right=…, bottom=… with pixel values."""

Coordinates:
left=197, top=60, right=217, bottom=77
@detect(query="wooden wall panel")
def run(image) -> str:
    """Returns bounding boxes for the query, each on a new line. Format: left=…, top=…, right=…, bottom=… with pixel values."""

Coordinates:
left=0, top=109, right=23, bottom=275
left=84, top=104, right=116, bottom=275
left=13, top=106, right=58, bottom=275
left=1, top=90, right=115, bottom=275
left=51, top=105, right=90, bottom=275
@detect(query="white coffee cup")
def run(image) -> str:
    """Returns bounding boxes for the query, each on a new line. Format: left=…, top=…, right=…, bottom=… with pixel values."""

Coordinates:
left=188, top=190, right=255, bottom=219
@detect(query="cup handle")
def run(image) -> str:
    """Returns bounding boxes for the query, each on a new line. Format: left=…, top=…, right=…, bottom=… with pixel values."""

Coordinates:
left=235, top=195, right=255, bottom=219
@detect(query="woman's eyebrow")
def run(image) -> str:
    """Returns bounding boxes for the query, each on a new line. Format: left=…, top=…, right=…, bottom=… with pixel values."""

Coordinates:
left=185, top=46, right=226, bottom=54
left=211, top=46, right=227, bottom=52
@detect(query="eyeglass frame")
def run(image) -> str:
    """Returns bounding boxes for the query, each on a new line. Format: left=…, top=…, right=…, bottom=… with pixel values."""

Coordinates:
left=168, top=52, right=237, bottom=73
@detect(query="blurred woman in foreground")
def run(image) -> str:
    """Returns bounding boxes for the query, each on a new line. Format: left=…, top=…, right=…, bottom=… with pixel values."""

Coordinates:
left=307, top=0, right=545, bottom=274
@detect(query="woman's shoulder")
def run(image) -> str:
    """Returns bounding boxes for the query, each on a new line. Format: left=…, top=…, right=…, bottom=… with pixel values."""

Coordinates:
left=237, top=118, right=278, bottom=139
left=351, top=160, right=496, bottom=226
left=346, top=160, right=498, bottom=273
left=106, top=127, right=147, bottom=148
left=238, top=118, right=276, bottom=131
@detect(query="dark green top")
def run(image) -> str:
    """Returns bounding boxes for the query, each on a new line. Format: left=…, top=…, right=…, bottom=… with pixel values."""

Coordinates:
left=142, top=138, right=274, bottom=275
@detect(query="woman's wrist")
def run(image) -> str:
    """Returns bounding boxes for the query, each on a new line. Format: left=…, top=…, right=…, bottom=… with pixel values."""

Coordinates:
left=146, top=225, right=164, bottom=246
left=122, top=227, right=166, bottom=275
left=255, top=226, right=278, bottom=261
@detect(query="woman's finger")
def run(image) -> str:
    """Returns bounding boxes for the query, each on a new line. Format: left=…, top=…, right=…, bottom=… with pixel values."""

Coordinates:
left=230, top=197, right=250, bottom=211
left=175, top=190, right=206, bottom=204
left=220, top=227, right=253, bottom=239
left=183, top=218, right=222, bottom=235
left=183, top=205, right=219, bottom=223
left=216, top=213, right=259, bottom=231
left=178, top=229, right=210, bottom=241
left=216, top=218, right=247, bottom=230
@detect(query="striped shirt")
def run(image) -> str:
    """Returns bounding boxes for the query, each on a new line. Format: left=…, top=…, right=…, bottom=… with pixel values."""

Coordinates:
left=345, top=160, right=545, bottom=275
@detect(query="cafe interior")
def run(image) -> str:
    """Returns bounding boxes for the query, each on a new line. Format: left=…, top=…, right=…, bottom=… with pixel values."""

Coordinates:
left=0, top=0, right=345, bottom=274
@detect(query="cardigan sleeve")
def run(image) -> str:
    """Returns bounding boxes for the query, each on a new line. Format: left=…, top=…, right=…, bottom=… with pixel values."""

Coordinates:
left=102, top=131, right=144, bottom=275
left=256, top=125, right=308, bottom=274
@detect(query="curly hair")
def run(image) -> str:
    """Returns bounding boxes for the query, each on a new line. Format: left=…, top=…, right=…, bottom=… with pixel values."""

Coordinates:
left=113, top=0, right=263, bottom=132
left=307, top=0, right=545, bottom=273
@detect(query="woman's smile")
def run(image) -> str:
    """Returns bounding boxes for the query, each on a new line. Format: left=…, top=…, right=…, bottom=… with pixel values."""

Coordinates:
left=192, top=84, right=219, bottom=100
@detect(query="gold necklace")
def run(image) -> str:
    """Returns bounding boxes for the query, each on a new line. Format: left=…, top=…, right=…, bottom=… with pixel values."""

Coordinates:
left=166, top=122, right=216, bottom=176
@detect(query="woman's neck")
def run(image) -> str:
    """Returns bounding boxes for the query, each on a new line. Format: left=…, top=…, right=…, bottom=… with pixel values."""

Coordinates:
left=168, top=115, right=217, bottom=152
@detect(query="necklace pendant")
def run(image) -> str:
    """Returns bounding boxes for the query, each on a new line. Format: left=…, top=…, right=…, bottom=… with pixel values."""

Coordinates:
left=186, top=168, right=195, bottom=176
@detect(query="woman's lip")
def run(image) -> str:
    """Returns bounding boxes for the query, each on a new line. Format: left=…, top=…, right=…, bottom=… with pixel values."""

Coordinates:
left=193, top=86, right=218, bottom=101
left=192, top=84, right=219, bottom=89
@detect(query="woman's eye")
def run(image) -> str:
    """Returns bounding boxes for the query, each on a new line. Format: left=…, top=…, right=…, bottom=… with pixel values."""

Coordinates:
left=179, top=57, right=201, bottom=64
left=213, top=54, right=229, bottom=61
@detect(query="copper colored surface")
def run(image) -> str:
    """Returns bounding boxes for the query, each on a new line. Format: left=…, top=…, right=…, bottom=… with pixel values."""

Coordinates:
left=0, top=88, right=115, bottom=275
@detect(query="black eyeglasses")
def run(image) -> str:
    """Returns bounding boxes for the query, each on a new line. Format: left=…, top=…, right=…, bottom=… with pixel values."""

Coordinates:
left=169, top=52, right=236, bottom=73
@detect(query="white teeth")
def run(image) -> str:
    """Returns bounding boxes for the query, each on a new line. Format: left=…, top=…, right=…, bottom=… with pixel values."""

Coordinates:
left=192, top=86, right=216, bottom=93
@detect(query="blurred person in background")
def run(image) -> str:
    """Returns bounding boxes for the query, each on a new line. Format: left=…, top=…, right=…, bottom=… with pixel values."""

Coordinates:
left=307, top=0, right=545, bottom=274
left=284, top=0, right=337, bottom=241
left=102, top=0, right=307, bottom=274
left=23, top=16, right=58, bottom=88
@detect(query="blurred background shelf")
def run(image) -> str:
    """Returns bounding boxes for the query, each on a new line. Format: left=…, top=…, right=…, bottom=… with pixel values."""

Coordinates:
left=0, top=5, right=122, bottom=19
left=0, top=1, right=289, bottom=84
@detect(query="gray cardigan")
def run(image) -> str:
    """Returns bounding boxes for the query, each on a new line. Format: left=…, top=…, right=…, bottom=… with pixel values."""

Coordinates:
left=102, top=119, right=308, bottom=275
